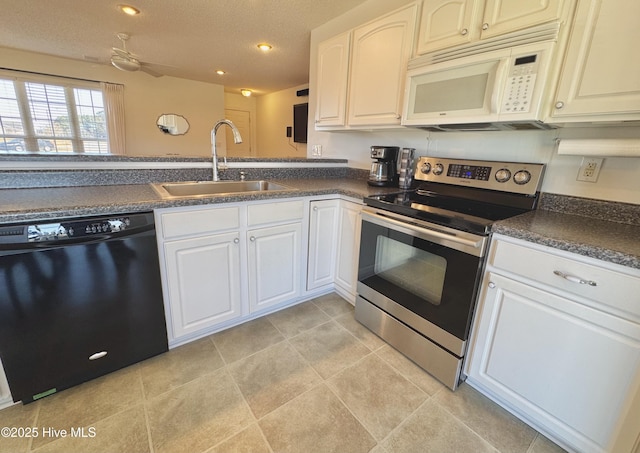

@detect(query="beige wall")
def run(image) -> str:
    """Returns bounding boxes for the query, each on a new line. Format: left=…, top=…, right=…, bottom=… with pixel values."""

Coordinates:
left=307, top=0, right=640, bottom=205
left=224, top=92, right=257, bottom=156
left=256, top=84, right=309, bottom=158
left=0, top=47, right=225, bottom=157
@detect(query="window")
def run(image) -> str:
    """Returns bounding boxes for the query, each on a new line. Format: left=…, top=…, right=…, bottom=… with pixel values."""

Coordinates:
left=0, top=73, right=110, bottom=154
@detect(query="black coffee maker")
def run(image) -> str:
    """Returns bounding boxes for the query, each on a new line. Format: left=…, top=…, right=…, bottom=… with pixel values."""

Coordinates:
left=367, top=146, right=399, bottom=187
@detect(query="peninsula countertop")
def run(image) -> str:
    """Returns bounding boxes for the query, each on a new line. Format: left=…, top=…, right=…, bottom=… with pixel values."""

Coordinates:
left=1, top=182, right=638, bottom=270
left=0, top=178, right=401, bottom=224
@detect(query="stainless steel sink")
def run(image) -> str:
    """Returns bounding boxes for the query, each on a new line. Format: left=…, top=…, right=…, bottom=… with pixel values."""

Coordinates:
left=152, top=180, right=294, bottom=198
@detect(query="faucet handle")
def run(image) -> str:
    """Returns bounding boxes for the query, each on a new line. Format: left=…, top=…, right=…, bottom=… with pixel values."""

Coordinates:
left=219, top=156, right=228, bottom=171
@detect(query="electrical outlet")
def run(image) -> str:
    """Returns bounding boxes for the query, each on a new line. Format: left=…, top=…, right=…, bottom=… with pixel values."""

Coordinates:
left=312, top=144, right=322, bottom=157
left=576, top=157, right=604, bottom=183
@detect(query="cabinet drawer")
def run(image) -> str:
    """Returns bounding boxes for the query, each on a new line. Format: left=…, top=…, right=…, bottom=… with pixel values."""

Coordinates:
left=248, top=200, right=304, bottom=226
left=160, top=206, right=240, bottom=239
left=490, top=238, right=640, bottom=319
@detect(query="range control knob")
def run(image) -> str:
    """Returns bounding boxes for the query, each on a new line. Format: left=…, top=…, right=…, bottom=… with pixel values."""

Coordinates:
left=514, top=170, right=532, bottom=185
left=420, top=162, right=432, bottom=174
left=432, top=163, right=444, bottom=175
left=495, top=168, right=511, bottom=183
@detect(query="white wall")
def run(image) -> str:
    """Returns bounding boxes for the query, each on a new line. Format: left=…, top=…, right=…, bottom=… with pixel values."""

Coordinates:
left=0, top=47, right=225, bottom=157
left=256, top=84, right=309, bottom=158
left=308, top=0, right=640, bottom=205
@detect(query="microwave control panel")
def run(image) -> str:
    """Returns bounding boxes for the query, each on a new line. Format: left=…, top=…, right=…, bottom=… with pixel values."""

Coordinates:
left=501, top=54, right=540, bottom=114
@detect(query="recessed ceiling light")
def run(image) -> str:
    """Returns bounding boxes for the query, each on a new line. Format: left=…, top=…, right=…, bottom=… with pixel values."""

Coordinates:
left=216, top=70, right=226, bottom=75
left=119, top=4, right=140, bottom=15
left=240, top=89, right=252, bottom=97
left=257, top=43, right=273, bottom=51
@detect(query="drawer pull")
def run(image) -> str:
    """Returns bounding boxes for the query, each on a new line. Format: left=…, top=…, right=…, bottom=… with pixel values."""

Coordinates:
left=553, top=270, right=597, bottom=287
left=89, top=351, right=108, bottom=360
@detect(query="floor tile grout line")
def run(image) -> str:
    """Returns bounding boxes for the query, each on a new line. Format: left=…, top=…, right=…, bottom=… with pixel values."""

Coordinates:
left=142, top=400, right=156, bottom=453
left=429, top=396, right=507, bottom=453
left=26, top=400, right=41, bottom=453
left=323, top=373, right=382, bottom=445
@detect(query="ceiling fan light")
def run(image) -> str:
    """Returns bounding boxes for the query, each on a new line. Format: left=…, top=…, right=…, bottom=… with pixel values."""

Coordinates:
left=119, top=4, right=140, bottom=15
left=111, top=55, right=140, bottom=72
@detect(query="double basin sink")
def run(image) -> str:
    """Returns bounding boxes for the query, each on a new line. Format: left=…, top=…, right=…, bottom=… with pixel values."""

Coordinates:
left=152, top=180, right=294, bottom=199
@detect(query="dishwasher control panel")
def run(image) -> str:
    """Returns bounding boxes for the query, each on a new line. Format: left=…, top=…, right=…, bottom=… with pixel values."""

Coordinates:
left=0, top=212, right=154, bottom=244
left=28, top=217, right=132, bottom=241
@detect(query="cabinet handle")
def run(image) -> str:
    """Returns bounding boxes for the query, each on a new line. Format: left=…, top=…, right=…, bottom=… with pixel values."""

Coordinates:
left=233, top=238, right=239, bottom=244
left=555, top=101, right=565, bottom=109
left=250, top=236, right=256, bottom=242
left=313, top=206, right=318, bottom=211
left=482, top=23, right=489, bottom=30
left=460, top=28, right=468, bottom=36
left=553, top=270, right=597, bottom=287
left=488, top=282, right=496, bottom=289
left=89, top=351, right=108, bottom=361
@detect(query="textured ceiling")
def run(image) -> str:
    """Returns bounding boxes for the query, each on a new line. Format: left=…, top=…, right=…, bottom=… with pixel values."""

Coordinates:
left=0, top=0, right=369, bottom=95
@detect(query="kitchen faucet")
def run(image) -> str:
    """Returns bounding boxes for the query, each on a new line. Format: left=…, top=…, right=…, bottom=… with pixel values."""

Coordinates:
left=211, top=119, right=243, bottom=181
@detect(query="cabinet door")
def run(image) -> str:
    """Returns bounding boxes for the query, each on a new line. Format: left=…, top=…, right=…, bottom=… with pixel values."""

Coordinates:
left=248, top=223, right=302, bottom=313
left=348, top=4, right=417, bottom=126
left=417, top=0, right=481, bottom=54
left=315, top=31, right=351, bottom=127
left=307, top=200, right=340, bottom=290
left=0, top=358, right=12, bottom=409
left=334, top=200, right=362, bottom=299
left=164, top=232, right=242, bottom=339
left=467, top=272, right=640, bottom=453
left=481, top=0, right=565, bottom=40
left=551, top=0, right=640, bottom=121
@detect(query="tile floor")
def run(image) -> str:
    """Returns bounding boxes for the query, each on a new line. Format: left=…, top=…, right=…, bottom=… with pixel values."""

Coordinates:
left=0, top=293, right=567, bottom=453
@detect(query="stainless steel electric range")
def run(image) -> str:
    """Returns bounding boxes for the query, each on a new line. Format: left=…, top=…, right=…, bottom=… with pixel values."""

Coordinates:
left=355, top=156, right=545, bottom=390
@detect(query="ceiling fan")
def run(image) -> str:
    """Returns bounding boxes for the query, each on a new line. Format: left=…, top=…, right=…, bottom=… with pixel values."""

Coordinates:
left=111, top=33, right=163, bottom=77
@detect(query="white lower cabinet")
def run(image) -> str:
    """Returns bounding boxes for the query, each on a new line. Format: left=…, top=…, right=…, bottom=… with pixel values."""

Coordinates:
left=248, top=222, right=302, bottom=312
left=307, top=198, right=362, bottom=302
left=307, top=199, right=340, bottom=290
left=163, top=232, right=242, bottom=338
left=466, top=234, right=640, bottom=453
left=0, top=358, right=13, bottom=409
left=334, top=199, right=362, bottom=301
left=156, top=199, right=305, bottom=345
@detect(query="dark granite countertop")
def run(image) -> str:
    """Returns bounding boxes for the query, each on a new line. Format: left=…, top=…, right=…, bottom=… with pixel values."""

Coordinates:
left=0, top=178, right=400, bottom=224
left=493, top=194, right=640, bottom=270
left=1, top=181, right=638, bottom=270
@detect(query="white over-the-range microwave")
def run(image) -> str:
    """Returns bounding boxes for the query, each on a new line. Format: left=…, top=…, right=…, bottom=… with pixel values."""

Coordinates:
left=402, top=41, right=557, bottom=131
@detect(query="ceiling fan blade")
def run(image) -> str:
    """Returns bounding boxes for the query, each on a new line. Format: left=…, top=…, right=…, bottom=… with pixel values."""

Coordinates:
left=140, top=64, right=164, bottom=78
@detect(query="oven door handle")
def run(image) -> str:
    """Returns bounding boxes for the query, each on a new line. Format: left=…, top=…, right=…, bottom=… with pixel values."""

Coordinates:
left=361, top=209, right=486, bottom=257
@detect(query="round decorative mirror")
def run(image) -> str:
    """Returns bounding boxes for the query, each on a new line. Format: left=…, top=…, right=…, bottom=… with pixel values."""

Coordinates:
left=156, top=114, right=190, bottom=135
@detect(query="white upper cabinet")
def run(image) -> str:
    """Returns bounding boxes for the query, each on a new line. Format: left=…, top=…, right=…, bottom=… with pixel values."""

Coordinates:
left=417, top=0, right=566, bottom=55
left=347, top=4, right=417, bottom=126
left=550, top=0, right=640, bottom=122
left=316, top=32, right=351, bottom=127
left=315, top=4, right=417, bottom=129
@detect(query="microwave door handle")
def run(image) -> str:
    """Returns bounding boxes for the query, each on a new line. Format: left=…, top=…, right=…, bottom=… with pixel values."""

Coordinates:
left=491, top=59, right=509, bottom=114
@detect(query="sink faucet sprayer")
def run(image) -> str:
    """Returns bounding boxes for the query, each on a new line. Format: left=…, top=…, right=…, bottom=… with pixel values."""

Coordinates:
left=211, top=119, right=242, bottom=181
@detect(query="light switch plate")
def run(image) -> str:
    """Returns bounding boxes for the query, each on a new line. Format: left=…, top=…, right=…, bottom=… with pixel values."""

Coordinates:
left=312, top=144, right=322, bottom=157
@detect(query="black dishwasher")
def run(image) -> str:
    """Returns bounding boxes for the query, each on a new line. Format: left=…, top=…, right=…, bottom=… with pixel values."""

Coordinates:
left=0, top=211, right=168, bottom=403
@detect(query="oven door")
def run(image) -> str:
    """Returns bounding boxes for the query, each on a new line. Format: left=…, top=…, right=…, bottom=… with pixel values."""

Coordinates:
left=357, top=208, right=486, bottom=356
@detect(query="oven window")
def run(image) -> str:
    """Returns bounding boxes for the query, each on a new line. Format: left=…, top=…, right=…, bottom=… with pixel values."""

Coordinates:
left=374, top=235, right=446, bottom=305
